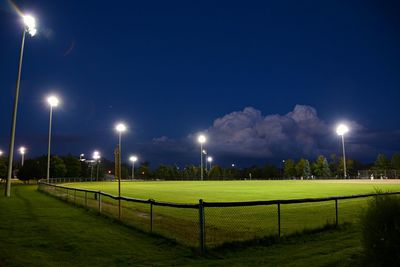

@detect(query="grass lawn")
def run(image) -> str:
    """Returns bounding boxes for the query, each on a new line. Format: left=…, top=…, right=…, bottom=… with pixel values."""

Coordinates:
left=0, top=184, right=364, bottom=266
left=54, top=180, right=400, bottom=247
left=65, top=180, right=400, bottom=203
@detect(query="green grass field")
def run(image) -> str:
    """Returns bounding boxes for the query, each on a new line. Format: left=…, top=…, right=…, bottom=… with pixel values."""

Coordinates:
left=0, top=185, right=365, bottom=266
left=50, top=180, right=400, bottom=247
left=65, top=180, right=400, bottom=202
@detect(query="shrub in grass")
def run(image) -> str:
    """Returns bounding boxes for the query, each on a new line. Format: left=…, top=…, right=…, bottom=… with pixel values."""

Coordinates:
left=361, top=194, right=400, bottom=266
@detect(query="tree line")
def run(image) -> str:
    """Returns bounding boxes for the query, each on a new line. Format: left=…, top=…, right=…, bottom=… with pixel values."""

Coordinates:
left=282, top=153, right=400, bottom=179
left=0, top=152, right=399, bottom=182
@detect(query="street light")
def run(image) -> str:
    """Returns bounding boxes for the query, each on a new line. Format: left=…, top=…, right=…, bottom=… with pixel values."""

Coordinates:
left=115, top=122, right=127, bottom=219
left=5, top=14, right=38, bottom=197
left=46, top=95, right=59, bottom=183
left=79, top=154, right=85, bottom=161
left=207, top=156, right=213, bottom=170
left=336, top=124, right=349, bottom=179
left=93, top=151, right=101, bottom=181
left=197, top=134, right=206, bottom=180
left=0, top=150, right=3, bottom=157
left=129, top=155, right=138, bottom=180
left=19, top=146, right=26, bottom=166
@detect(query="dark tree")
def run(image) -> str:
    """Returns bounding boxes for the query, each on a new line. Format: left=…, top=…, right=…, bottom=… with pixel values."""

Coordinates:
left=312, top=155, right=331, bottom=178
left=62, top=155, right=81, bottom=177
left=18, top=159, right=42, bottom=181
left=208, top=165, right=224, bottom=179
left=51, top=156, right=67, bottom=178
left=374, top=154, right=390, bottom=170
left=391, top=153, right=400, bottom=170
left=283, top=159, right=296, bottom=178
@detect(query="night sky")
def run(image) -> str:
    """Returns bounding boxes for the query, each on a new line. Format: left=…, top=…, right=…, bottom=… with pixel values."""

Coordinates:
left=1, top=0, right=400, bottom=167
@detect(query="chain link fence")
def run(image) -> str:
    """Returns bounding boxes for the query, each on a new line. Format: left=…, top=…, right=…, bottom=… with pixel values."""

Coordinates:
left=38, top=180, right=400, bottom=254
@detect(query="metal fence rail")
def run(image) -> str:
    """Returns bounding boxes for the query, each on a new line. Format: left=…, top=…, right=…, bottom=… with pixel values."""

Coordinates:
left=37, top=180, right=400, bottom=254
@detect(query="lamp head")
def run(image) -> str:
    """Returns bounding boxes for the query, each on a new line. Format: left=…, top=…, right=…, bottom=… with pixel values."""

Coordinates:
left=93, top=151, right=100, bottom=160
left=47, top=95, right=59, bottom=107
left=198, top=134, right=206, bottom=144
left=22, top=14, right=37, bottom=36
left=115, top=123, right=127, bottom=133
left=336, top=124, right=349, bottom=136
left=19, top=147, right=26, bottom=154
left=129, top=156, right=138, bottom=162
left=207, top=156, right=213, bottom=162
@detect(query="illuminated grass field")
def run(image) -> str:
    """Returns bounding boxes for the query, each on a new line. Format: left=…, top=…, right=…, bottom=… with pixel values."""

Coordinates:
left=55, top=180, right=400, bottom=247
left=65, top=180, right=400, bottom=203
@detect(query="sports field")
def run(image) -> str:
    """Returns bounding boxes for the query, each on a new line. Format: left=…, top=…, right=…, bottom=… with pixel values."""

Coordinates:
left=47, top=180, right=400, bottom=247
left=65, top=179, right=400, bottom=203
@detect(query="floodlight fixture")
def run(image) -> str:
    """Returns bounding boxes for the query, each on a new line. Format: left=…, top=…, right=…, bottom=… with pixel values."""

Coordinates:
left=336, top=124, right=349, bottom=136
left=22, top=15, right=37, bottom=36
left=47, top=95, right=59, bottom=107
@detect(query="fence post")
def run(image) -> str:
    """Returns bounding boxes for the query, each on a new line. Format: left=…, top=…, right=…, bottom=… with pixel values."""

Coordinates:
left=85, top=191, right=87, bottom=207
left=199, top=199, right=205, bottom=255
left=98, top=191, right=102, bottom=213
left=150, top=199, right=154, bottom=233
left=277, top=202, right=281, bottom=240
left=335, top=198, right=338, bottom=227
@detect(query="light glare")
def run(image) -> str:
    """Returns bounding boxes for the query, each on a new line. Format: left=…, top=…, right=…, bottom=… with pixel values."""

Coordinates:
left=19, top=147, right=26, bottom=154
left=47, top=95, right=59, bottom=107
left=115, top=123, right=127, bottom=133
left=336, top=124, right=349, bottom=136
left=93, top=151, right=100, bottom=160
left=129, top=156, right=138, bottom=162
left=198, top=134, right=206, bottom=144
left=22, top=15, right=37, bottom=36
left=207, top=156, right=213, bottom=162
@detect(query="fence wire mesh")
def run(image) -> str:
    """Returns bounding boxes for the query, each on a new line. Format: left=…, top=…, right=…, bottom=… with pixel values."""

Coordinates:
left=37, top=181, right=400, bottom=252
left=338, top=197, right=372, bottom=224
left=204, top=205, right=277, bottom=247
left=120, top=201, right=151, bottom=232
left=280, top=201, right=336, bottom=235
left=152, top=205, right=199, bottom=246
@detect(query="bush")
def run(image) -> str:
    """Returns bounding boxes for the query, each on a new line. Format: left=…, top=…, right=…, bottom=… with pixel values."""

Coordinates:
left=361, top=194, right=400, bottom=266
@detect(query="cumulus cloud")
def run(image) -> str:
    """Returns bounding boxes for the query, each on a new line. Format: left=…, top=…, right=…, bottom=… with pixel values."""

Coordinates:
left=148, top=105, right=398, bottom=164
left=204, top=105, right=324, bottom=158
left=201, top=105, right=368, bottom=159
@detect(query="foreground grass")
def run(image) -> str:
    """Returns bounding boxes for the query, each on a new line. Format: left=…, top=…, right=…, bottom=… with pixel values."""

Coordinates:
left=0, top=185, right=195, bottom=266
left=0, top=184, right=365, bottom=266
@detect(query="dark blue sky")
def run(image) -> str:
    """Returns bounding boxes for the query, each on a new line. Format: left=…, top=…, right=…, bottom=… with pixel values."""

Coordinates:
left=1, top=0, right=400, bottom=167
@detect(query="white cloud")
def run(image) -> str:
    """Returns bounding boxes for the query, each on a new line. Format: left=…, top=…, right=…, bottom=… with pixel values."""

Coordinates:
left=205, top=105, right=330, bottom=158
left=147, top=105, right=398, bottom=163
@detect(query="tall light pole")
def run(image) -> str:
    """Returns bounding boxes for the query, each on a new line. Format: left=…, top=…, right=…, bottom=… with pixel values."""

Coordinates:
left=5, top=14, right=37, bottom=197
left=19, top=147, right=26, bottom=166
left=197, top=135, right=206, bottom=180
left=46, top=95, right=59, bottom=183
left=336, top=124, right=349, bottom=179
left=207, top=156, right=213, bottom=170
left=129, top=155, right=138, bottom=180
left=115, top=122, right=126, bottom=219
left=202, top=150, right=207, bottom=171
left=93, top=151, right=101, bottom=181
